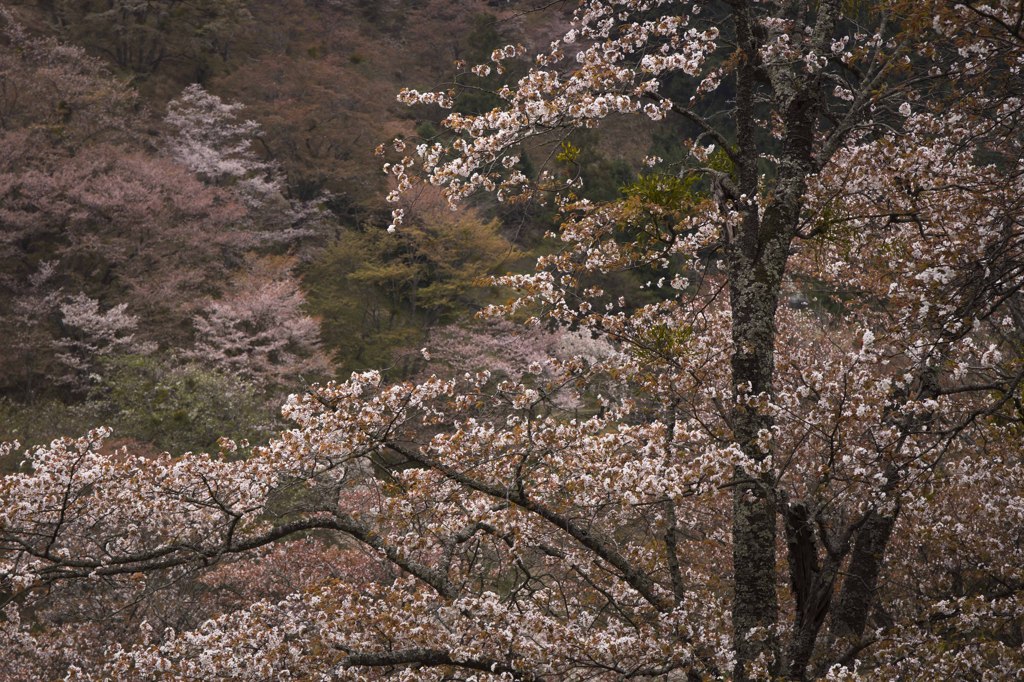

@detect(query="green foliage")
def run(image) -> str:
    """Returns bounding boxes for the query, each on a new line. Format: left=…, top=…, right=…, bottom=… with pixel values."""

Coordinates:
left=556, top=140, right=581, bottom=164
left=705, top=147, right=738, bottom=181
left=415, top=120, right=439, bottom=140
left=464, top=13, right=502, bottom=63
left=623, top=173, right=699, bottom=208
left=559, top=172, right=705, bottom=319
left=558, top=130, right=635, bottom=202
left=304, top=211, right=514, bottom=373
left=0, top=352, right=280, bottom=469
left=617, top=172, right=704, bottom=254
left=86, top=354, right=281, bottom=456
left=634, top=323, right=694, bottom=363
left=0, top=398, right=97, bottom=473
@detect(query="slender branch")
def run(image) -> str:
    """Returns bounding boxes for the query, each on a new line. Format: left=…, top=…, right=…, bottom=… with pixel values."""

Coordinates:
left=31, top=512, right=454, bottom=599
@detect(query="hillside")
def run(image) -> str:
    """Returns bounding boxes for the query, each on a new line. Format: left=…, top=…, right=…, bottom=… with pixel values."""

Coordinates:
left=8, top=1, right=575, bottom=209
left=0, top=0, right=615, bottom=452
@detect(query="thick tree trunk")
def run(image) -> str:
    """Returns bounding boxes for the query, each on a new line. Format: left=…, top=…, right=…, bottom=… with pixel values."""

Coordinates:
left=725, top=1, right=840, bottom=674
left=727, top=211, right=791, bottom=678
left=731, top=475, right=780, bottom=678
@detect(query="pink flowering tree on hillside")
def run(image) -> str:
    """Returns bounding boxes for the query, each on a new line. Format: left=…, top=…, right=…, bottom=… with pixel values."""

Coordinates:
left=164, top=82, right=335, bottom=252
left=165, top=84, right=283, bottom=206
left=53, top=293, right=156, bottom=389
left=2, top=1, right=1024, bottom=680
left=189, top=255, right=331, bottom=388
left=0, top=11, right=255, bottom=396
left=0, top=11, right=328, bottom=401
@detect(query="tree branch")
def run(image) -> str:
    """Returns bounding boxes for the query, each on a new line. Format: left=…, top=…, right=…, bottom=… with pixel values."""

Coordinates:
left=337, top=648, right=546, bottom=682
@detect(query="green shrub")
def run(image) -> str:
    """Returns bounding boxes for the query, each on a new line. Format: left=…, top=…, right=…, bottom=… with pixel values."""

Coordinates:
left=85, top=354, right=283, bottom=455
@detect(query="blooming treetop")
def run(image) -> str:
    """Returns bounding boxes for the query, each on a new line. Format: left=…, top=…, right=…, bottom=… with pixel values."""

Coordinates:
left=165, top=84, right=283, bottom=205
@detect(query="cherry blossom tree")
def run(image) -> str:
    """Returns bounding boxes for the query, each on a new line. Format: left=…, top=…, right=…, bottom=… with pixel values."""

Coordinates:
left=53, top=293, right=155, bottom=389
left=0, top=10, right=250, bottom=396
left=164, top=84, right=283, bottom=206
left=2, top=1, right=1024, bottom=680
left=189, top=255, right=330, bottom=388
left=420, top=319, right=619, bottom=411
left=164, top=82, right=336, bottom=254
left=380, top=1, right=1024, bottom=673
left=0, top=140, right=249, bottom=355
left=1, top=7, right=329, bottom=382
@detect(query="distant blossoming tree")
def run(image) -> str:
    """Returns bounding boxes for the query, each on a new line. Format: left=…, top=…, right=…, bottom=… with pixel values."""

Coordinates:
left=54, top=293, right=155, bottom=389
left=0, top=10, right=329, bottom=400
left=165, top=84, right=283, bottom=206
left=0, top=11, right=250, bottom=396
left=189, top=256, right=330, bottom=388
left=421, top=319, right=619, bottom=411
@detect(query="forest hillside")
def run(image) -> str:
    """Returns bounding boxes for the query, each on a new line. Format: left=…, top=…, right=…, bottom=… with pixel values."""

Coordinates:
left=2, top=0, right=652, bottom=455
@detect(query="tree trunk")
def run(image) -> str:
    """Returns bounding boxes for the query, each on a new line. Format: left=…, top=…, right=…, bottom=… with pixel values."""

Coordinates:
left=732, top=475, right=780, bottom=679
left=726, top=1, right=838, bottom=674
left=727, top=210, right=792, bottom=678
left=828, top=510, right=897, bottom=643
left=783, top=502, right=840, bottom=680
